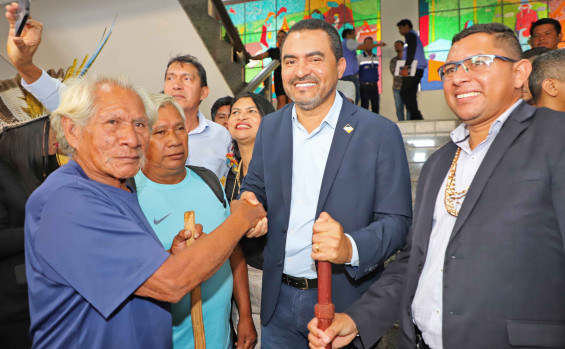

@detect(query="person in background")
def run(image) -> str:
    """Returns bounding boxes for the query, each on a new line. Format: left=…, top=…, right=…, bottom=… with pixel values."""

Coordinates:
left=357, top=36, right=380, bottom=113
left=530, top=17, right=562, bottom=50
left=211, top=96, right=234, bottom=129
left=529, top=48, right=565, bottom=112
left=340, top=28, right=386, bottom=104
left=225, top=92, right=275, bottom=348
left=390, top=40, right=409, bottom=121
left=0, top=114, right=59, bottom=349
left=521, top=46, right=550, bottom=105
left=249, top=30, right=290, bottom=110
left=397, top=19, right=426, bottom=120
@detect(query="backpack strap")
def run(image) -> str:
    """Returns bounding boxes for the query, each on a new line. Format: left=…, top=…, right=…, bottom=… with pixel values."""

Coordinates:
left=126, top=177, right=137, bottom=192
left=187, top=165, right=227, bottom=208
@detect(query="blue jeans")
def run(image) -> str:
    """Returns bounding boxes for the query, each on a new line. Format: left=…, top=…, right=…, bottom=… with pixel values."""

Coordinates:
left=261, top=283, right=317, bottom=348
left=393, top=89, right=406, bottom=121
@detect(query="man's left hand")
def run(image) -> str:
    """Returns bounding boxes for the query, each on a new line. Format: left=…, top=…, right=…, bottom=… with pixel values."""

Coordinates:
left=311, top=212, right=352, bottom=264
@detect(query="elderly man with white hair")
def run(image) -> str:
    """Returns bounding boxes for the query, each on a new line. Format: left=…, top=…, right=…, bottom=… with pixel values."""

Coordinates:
left=24, top=75, right=266, bottom=349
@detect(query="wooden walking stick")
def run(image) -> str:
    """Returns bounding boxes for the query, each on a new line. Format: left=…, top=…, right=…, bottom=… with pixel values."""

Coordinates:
left=184, top=211, right=206, bottom=349
left=315, top=259, right=334, bottom=349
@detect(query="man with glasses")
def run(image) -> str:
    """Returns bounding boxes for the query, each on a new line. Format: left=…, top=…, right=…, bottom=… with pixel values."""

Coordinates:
left=308, top=23, right=565, bottom=349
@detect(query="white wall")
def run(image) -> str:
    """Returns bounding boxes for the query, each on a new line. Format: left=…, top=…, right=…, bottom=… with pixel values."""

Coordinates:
left=380, top=0, right=456, bottom=121
left=0, top=0, right=456, bottom=121
left=0, top=0, right=233, bottom=119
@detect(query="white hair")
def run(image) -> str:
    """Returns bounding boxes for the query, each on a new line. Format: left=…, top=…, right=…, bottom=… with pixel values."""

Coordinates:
left=151, top=93, right=185, bottom=120
left=50, top=75, right=157, bottom=155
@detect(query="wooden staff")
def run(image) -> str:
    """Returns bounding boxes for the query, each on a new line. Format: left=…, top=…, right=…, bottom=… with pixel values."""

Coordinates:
left=184, top=211, right=206, bottom=349
left=315, top=260, right=334, bottom=349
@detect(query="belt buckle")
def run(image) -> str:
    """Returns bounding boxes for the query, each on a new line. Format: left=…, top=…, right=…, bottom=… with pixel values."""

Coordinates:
left=302, top=278, right=309, bottom=290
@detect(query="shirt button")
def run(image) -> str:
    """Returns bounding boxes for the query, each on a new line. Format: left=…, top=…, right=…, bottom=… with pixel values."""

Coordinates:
left=451, top=255, right=456, bottom=259
left=471, top=156, right=476, bottom=160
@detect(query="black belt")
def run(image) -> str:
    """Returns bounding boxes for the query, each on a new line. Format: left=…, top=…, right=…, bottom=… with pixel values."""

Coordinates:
left=415, top=325, right=431, bottom=349
left=360, top=82, right=378, bottom=85
left=282, top=274, right=318, bottom=289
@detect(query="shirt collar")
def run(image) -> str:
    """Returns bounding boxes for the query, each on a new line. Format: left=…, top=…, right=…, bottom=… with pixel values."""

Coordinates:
left=450, top=99, right=522, bottom=145
left=291, top=91, right=342, bottom=132
left=190, top=110, right=209, bottom=135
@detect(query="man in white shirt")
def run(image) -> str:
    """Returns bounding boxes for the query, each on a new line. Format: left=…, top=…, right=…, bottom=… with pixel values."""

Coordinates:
left=308, top=22, right=565, bottom=349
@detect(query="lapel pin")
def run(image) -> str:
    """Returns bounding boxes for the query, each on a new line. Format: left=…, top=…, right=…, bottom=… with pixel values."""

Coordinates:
left=343, top=124, right=354, bottom=133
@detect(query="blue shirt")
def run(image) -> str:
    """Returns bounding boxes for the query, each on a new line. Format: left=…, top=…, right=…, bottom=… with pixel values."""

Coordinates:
left=25, top=160, right=171, bottom=349
left=357, top=52, right=379, bottom=83
left=342, top=38, right=360, bottom=77
left=403, top=29, right=427, bottom=70
left=135, top=169, right=232, bottom=349
left=284, top=92, right=359, bottom=278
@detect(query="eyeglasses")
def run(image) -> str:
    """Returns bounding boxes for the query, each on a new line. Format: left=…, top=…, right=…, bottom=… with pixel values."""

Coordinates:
left=437, top=54, right=517, bottom=82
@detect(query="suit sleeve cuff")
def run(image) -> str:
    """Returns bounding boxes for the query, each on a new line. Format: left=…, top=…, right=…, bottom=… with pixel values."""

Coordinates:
left=345, top=234, right=359, bottom=266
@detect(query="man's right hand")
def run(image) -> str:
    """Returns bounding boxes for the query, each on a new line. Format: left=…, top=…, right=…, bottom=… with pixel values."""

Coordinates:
left=5, top=2, right=43, bottom=83
left=231, top=191, right=267, bottom=238
left=307, top=313, right=358, bottom=349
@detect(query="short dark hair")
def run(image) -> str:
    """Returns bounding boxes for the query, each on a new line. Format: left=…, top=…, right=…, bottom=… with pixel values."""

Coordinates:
left=211, top=96, right=234, bottom=121
left=342, top=28, right=355, bottom=39
left=230, top=92, right=275, bottom=160
left=397, top=19, right=413, bottom=29
left=452, top=23, right=522, bottom=60
left=0, top=118, right=57, bottom=196
left=531, top=18, right=562, bottom=36
left=364, top=36, right=373, bottom=42
left=165, top=55, right=208, bottom=87
left=522, top=46, right=551, bottom=60
left=282, top=18, right=343, bottom=61
left=395, top=40, right=404, bottom=45
left=529, top=49, right=565, bottom=103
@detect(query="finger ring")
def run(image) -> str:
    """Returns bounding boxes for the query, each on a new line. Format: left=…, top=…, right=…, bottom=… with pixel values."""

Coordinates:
left=315, top=244, right=319, bottom=252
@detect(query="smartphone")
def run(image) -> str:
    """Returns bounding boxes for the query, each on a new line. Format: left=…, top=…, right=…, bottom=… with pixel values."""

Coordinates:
left=15, top=0, right=30, bottom=37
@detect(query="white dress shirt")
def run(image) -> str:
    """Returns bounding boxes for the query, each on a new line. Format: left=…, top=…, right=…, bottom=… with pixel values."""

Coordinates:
left=412, top=100, right=521, bottom=348
left=185, top=111, right=232, bottom=180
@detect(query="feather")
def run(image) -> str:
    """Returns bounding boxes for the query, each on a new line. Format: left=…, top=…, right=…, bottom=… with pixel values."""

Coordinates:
left=80, top=14, right=117, bottom=76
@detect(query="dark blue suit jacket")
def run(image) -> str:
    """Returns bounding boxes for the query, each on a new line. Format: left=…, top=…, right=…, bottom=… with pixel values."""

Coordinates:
left=240, top=96, right=412, bottom=325
left=348, top=102, right=565, bottom=348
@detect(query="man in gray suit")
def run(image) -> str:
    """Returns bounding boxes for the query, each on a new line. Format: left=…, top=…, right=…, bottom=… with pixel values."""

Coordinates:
left=308, top=23, right=565, bottom=349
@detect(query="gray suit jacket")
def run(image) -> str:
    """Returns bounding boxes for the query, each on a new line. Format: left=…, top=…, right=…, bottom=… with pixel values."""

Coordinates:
left=348, top=102, right=565, bottom=348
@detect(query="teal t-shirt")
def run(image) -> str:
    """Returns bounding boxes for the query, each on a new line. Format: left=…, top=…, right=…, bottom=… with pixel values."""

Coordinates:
left=135, top=169, right=233, bottom=349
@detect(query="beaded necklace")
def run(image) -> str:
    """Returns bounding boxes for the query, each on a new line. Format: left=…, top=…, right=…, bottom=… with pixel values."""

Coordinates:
left=230, top=161, right=243, bottom=202
left=444, top=148, right=469, bottom=217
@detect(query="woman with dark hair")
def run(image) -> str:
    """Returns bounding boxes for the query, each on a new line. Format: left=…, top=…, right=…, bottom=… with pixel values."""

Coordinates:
left=0, top=117, right=59, bottom=348
left=225, top=92, right=275, bottom=348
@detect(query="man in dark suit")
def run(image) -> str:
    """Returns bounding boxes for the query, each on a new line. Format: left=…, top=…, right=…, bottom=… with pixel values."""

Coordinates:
left=308, top=23, right=565, bottom=349
left=239, top=18, right=412, bottom=348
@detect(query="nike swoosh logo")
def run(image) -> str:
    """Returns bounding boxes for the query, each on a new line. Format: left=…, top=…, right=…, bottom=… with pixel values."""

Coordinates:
left=154, top=213, right=171, bottom=225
